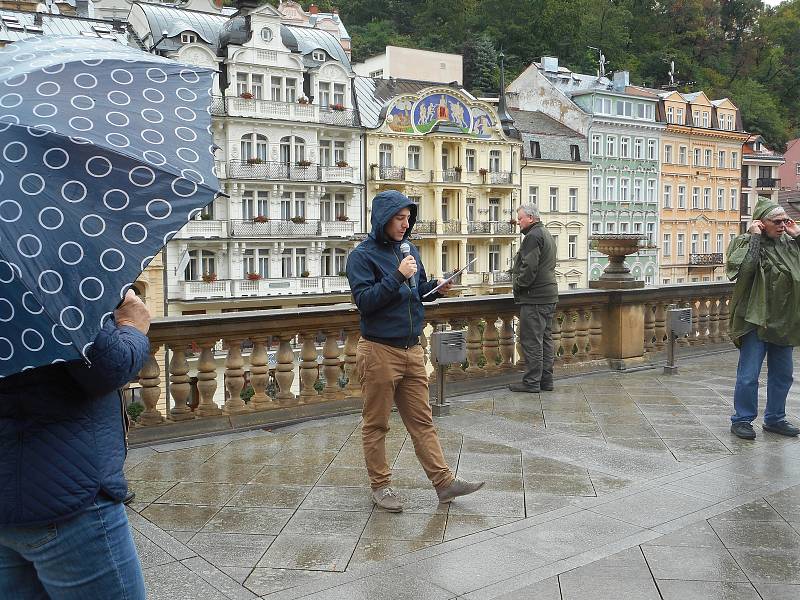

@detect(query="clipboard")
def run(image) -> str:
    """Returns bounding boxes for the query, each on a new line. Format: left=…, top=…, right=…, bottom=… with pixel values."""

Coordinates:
left=422, top=258, right=478, bottom=298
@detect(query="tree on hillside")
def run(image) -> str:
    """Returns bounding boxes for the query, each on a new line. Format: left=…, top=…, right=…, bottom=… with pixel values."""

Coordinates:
left=463, top=34, right=498, bottom=96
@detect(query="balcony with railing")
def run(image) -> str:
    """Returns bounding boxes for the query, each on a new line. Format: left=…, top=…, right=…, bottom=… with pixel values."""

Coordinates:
left=412, top=220, right=436, bottom=235
left=467, top=221, right=518, bottom=235
left=229, top=219, right=354, bottom=238
left=375, top=165, right=406, bottom=181
left=128, top=283, right=735, bottom=446
left=174, top=219, right=229, bottom=239
left=211, top=96, right=359, bottom=127
left=436, top=169, right=463, bottom=183
left=489, top=171, right=514, bottom=185
left=482, top=270, right=513, bottom=285
left=689, top=253, right=724, bottom=266
left=442, top=220, right=463, bottom=234
left=179, top=276, right=350, bottom=301
left=756, top=177, right=780, bottom=188
left=224, top=161, right=320, bottom=182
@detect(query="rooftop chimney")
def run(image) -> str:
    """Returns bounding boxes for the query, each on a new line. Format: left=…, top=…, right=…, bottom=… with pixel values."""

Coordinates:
left=541, top=56, right=559, bottom=73
left=308, top=3, right=319, bottom=14
left=497, top=52, right=520, bottom=139
left=75, top=0, right=89, bottom=18
left=612, top=70, right=629, bottom=92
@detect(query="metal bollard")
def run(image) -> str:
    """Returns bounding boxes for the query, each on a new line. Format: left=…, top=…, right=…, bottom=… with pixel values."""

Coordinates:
left=664, top=306, right=692, bottom=374
left=429, top=328, right=467, bottom=416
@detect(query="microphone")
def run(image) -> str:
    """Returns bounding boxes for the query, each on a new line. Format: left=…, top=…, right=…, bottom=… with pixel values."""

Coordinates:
left=399, top=241, right=416, bottom=289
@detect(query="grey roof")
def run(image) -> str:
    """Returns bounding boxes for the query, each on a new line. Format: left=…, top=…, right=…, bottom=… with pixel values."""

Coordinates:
left=353, top=76, right=465, bottom=129
left=0, top=9, right=131, bottom=44
left=511, top=109, right=588, bottom=162
left=281, top=24, right=351, bottom=71
left=534, top=62, right=612, bottom=96
left=131, top=2, right=228, bottom=53
left=308, top=12, right=350, bottom=41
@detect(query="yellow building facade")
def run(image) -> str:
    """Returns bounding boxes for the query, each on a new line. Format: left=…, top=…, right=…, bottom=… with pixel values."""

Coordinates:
left=658, top=91, right=748, bottom=283
left=357, top=81, right=522, bottom=294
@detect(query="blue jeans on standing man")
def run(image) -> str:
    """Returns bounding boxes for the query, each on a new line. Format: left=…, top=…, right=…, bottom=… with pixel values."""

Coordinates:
left=732, top=329, right=794, bottom=425
left=0, top=494, right=145, bottom=600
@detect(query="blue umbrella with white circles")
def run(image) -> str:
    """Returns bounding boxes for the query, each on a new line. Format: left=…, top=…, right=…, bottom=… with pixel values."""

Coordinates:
left=0, top=35, right=220, bottom=377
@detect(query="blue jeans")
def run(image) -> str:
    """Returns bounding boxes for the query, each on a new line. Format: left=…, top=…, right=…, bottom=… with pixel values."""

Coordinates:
left=0, top=495, right=145, bottom=600
left=732, top=330, right=794, bottom=424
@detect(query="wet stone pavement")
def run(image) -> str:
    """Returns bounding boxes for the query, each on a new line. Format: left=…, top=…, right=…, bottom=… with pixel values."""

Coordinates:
left=125, top=349, right=800, bottom=599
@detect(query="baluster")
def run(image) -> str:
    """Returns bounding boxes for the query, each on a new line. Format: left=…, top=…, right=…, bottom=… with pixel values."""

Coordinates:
left=195, top=341, right=222, bottom=417
left=560, top=310, right=577, bottom=363
left=643, top=303, right=655, bottom=354
left=677, top=299, right=691, bottom=347
left=322, top=330, right=344, bottom=400
left=448, top=319, right=468, bottom=380
left=689, top=297, right=700, bottom=345
left=574, top=308, right=590, bottom=362
left=465, top=318, right=484, bottom=375
left=551, top=311, right=563, bottom=366
left=515, top=315, right=525, bottom=367
left=718, top=296, right=730, bottom=340
left=697, top=297, right=710, bottom=344
left=708, top=297, right=721, bottom=343
left=343, top=330, right=361, bottom=397
left=654, top=302, right=667, bottom=351
left=299, top=332, right=320, bottom=402
left=589, top=305, right=603, bottom=359
left=249, top=339, right=274, bottom=410
left=275, top=335, right=296, bottom=406
left=168, top=346, right=194, bottom=421
left=483, top=317, right=500, bottom=372
left=223, top=339, right=249, bottom=414
left=138, top=345, right=164, bottom=425
left=499, top=314, right=515, bottom=369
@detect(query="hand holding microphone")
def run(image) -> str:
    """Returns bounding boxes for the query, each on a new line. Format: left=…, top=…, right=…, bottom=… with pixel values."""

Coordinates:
left=399, top=242, right=417, bottom=288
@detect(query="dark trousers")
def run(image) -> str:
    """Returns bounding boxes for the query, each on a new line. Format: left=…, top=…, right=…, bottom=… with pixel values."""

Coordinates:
left=519, top=303, right=556, bottom=388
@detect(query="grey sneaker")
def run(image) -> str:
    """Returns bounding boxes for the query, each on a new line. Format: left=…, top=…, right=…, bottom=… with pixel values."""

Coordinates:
left=372, top=486, right=403, bottom=512
left=437, top=478, right=485, bottom=503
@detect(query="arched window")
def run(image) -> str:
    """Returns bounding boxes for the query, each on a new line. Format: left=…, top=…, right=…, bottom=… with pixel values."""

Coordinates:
left=240, top=134, right=267, bottom=161
left=280, top=136, right=306, bottom=164
left=185, top=250, right=216, bottom=281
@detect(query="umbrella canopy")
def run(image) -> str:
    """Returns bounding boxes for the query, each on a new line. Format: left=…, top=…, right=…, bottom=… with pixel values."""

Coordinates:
left=0, top=35, right=220, bottom=377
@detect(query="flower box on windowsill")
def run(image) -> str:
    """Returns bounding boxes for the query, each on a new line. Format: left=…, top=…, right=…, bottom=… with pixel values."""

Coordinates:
left=246, top=272, right=262, bottom=281
left=252, top=215, right=269, bottom=223
left=335, top=214, right=349, bottom=222
left=300, top=271, right=310, bottom=278
left=296, top=160, right=312, bottom=167
left=239, top=92, right=254, bottom=99
left=290, top=216, right=306, bottom=224
left=297, top=97, right=309, bottom=105
left=335, top=160, right=349, bottom=168
left=246, top=157, right=263, bottom=165
left=478, top=168, right=488, bottom=175
left=330, top=103, right=346, bottom=111
left=202, top=273, right=217, bottom=283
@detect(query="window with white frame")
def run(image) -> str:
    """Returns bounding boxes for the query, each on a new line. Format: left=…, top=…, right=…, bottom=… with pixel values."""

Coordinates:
left=620, top=178, right=630, bottom=202
left=702, top=232, right=710, bottom=252
left=378, top=143, right=393, bottom=167
left=730, top=189, right=738, bottom=210
left=606, top=222, right=616, bottom=233
left=677, top=233, right=685, bottom=256
left=321, top=248, right=348, bottom=276
left=465, top=148, right=476, bottom=171
left=318, top=81, right=330, bottom=107
left=407, top=145, right=421, bottom=170
left=704, top=149, right=712, bottom=167
left=591, top=134, right=601, bottom=156
left=606, top=135, right=617, bottom=157
left=280, top=135, right=305, bottom=164
left=312, top=50, right=326, bottom=62
left=528, top=186, right=538, bottom=204
left=663, top=184, right=672, bottom=208
left=664, top=145, right=673, bottom=164
left=663, top=233, right=671, bottom=256
left=647, top=139, right=657, bottom=160
left=236, top=73, right=263, bottom=98
left=677, top=108, right=684, bottom=124
left=620, top=137, right=630, bottom=158
left=678, top=185, right=686, bottom=208
left=693, top=148, right=701, bottom=166
left=620, top=222, right=629, bottom=233
left=718, top=150, right=726, bottom=168
left=488, top=244, right=501, bottom=271
left=271, top=76, right=296, bottom=102
left=634, top=179, right=643, bottom=202
left=592, top=176, right=601, bottom=201
left=242, top=190, right=269, bottom=220
left=692, top=187, right=700, bottom=209
left=731, top=151, right=738, bottom=169
left=466, top=244, right=476, bottom=272
left=679, top=145, right=687, bottom=165
left=634, top=138, right=643, bottom=159
left=693, top=110, right=700, bottom=126
left=616, top=100, right=632, bottom=117
left=568, top=235, right=577, bottom=259
left=319, top=140, right=331, bottom=166
left=320, top=193, right=333, bottom=221
left=549, top=187, right=559, bottom=212
left=702, top=111, right=709, bottom=127
left=606, top=177, right=616, bottom=202
left=727, top=114, right=734, bottom=130
left=594, top=97, right=612, bottom=114
left=333, top=83, right=346, bottom=106
left=717, top=188, right=725, bottom=210
left=691, top=233, right=698, bottom=254
left=333, top=141, right=345, bottom=165
left=592, top=222, right=601, bottom=234
left=646, top=222, right=655, bottom=244
left=243, top=249, right=269, bottom=278
left=667, top=106, right=674, bottom=123
left=488, top=198, right=500, bottom=222
left=466, top=197, right=476, bottom=222
left=569, top=188, right=578, bottom=212
left=281, top=191, right=306, bottom=220
left=185, top=250, right=216, bottom=281
left=281, top=247, right=306, bottom=277
left=703, top=188, right=711, bottom=209
left=489, top=150, right=501, bottom=172
left=717, top=233, right=724, bottom=253
left=240, top=133, right=268, bottom=162
left=729, top=232, right=736, bottom=246
left=646, top=179, right=656, bottom=203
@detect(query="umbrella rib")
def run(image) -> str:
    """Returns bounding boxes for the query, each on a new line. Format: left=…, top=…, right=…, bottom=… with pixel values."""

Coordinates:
left=0, top=245, right=88, bottom=364
left=2, top=121, right=221, bottom=198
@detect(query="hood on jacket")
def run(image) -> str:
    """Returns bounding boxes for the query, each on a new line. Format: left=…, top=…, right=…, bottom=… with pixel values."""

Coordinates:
left=369, top=190, right=417, bottom=245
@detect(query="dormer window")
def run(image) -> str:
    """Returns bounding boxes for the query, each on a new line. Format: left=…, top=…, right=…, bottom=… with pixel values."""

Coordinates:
left=261, top=27, right=273, bottom=42
left=181, top=33, right=197, bottom=44
left=312, top=50, right=326, bottom=62
left=570, top=144, right=581, bottom=161
left=529, top=141, right=541, bottom=159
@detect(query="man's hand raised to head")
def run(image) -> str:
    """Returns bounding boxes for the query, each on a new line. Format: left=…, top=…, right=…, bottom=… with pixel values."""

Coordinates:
left=114, top=289, right=151, bottom=335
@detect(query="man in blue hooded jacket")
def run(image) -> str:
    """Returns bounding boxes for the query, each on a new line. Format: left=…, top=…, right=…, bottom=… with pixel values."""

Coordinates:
left=0, top=289, right=150, bottom=599
left=347, top=190, right=484, bottom=512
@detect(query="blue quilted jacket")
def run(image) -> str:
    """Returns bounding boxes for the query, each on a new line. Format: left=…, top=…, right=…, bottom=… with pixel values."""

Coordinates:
left=0, top=321, right=149, bottom=526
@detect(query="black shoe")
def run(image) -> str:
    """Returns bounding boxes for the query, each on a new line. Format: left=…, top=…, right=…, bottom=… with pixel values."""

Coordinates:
left=509, top=383, right=540, bottom=393
left=123, top=490, right=136, bottom=505
left=541, top=382, right=554, bottom=392
left=762, top=420, right=800, bottom=437
left=731, top=422, right=756, bottom=440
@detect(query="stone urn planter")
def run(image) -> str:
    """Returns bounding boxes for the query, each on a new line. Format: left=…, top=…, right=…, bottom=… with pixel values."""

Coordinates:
left=589, top=234, right=648, bottom=289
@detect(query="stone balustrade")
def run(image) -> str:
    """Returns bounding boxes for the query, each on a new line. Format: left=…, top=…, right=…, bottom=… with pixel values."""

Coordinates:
left=128, top=282, right=734, bottom=444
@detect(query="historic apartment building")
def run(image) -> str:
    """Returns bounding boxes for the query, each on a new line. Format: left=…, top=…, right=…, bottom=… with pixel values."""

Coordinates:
left=778, top=138, right=800, bottom=192
left=128, top=0, right=363, bottom=315
left=508, top=59, right=663, bottom=285
left=657, top=91, right=748, bottom=283
left=511, top=109, right=591, bottom=289
left=741, top=134, right=784, bottom=232
left=354, top=73, right=522, bottom=295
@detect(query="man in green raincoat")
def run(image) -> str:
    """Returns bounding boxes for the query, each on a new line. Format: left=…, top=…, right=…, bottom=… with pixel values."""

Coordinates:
left=727, top=196, right=800, bottom=440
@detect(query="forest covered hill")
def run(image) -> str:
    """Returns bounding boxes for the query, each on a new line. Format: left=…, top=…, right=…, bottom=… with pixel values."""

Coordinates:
left=271, top=1, right=800, bottom=150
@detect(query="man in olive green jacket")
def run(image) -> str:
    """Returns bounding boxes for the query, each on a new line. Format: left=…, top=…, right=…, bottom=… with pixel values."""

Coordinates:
left=510, top=204, right=558, bottom=393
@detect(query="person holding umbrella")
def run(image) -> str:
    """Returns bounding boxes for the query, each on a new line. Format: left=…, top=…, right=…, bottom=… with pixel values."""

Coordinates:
left=0, top=36, right=222, bottom=597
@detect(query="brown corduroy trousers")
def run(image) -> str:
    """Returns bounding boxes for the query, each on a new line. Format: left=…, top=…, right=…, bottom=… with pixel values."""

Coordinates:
left=356, top=339, right=454, bottom=491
